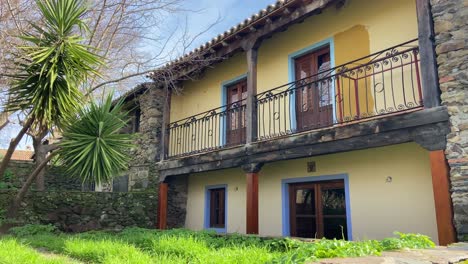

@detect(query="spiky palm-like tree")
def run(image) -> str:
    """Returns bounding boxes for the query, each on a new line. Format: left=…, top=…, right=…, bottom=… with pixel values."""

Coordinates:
left=2, top=0, right=133, bottom=219
left=7, top=95, right=133, bottom=218
left=0, top=0, right=102, bottom=180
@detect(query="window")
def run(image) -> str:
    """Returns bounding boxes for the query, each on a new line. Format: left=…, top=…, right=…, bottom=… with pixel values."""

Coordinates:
left=112, top=175, right=129, bottom=192
left=208, top=187, right=226, bottom=229
left=288, top=179, right=347, bottom=239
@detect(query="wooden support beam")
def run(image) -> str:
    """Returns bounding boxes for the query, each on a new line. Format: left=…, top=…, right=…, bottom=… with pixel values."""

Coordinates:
left=157, top=183, right=168, bottom=229
left=246, top=48, right=258, bottom=143
left=416, top=0, right=441, bottom=108
left=429, top=150, right=457, bottom=245
left=243, top=163, right=263, bottom=234
left=160, top=87, right=172, bottom=161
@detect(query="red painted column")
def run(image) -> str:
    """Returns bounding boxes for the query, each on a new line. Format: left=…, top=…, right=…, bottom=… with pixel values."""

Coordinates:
left=243, top=163, right=264, bottom=235
left=157, top=182, right=168, bottom=230
left=429, top=150, right=457, bottom=245
left=246, top=172, right=259, bottom=234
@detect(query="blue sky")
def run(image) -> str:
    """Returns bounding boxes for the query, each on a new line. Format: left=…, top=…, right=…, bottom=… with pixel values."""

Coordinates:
left=181, top=0, right=274, bottom=47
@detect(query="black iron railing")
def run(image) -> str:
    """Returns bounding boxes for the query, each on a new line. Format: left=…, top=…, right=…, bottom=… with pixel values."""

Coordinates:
left=167, top=100, right=246, bottom=158
left=167, top=39, right=423, bottom=158
left=256, top=39, right=423, bottom=140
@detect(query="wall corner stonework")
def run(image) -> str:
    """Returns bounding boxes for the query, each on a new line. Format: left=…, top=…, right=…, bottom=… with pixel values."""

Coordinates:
left=430, top=0, right=468, bottom=241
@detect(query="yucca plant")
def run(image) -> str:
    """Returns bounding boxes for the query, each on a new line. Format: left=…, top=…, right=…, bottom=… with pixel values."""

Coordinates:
left=7, top=0, right=101, bottom=128
left=7, top=94, right=134, bottom=218
left=58, top=95, right=134, bottom=185
left=0, top=0, right=102, bottom=181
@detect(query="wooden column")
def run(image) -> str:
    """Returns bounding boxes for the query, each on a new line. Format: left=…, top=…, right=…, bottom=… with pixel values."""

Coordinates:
left=160, top=87, right=172, bottom=160
left=243, top=163, right=263, bottom=234
left=429, top=150, right=457, bottom=245
left=157, top=182, right=168, bottom=229
left=246, top=48, right=258, bottom=143
left=416, top=0, right=440, bottom=108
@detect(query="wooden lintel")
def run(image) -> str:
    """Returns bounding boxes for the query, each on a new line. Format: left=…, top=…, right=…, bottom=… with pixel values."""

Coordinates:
left=246, top=172, right=259, bottom=234
left=157, top=183, right=168, bottom=229
left=416, top=0, right=440, bottom=108
left=429, top=150, right=457, bottom=245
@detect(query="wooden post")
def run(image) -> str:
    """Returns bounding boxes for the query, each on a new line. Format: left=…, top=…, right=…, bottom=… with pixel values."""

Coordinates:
left=157, top=182, right=168, bottom=229
left=246, top=48, right=258, bottom=143
left=429, top=150, right=457, bottom=245
left=415, top=0, right=440, bottom=108
left=243, top=163, right=263, bottom=234
left=160, top=87, right=172, bottom=160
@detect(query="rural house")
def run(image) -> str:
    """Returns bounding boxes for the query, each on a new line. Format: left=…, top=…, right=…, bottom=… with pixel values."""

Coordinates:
left=120, top=0, right=467, bottom=246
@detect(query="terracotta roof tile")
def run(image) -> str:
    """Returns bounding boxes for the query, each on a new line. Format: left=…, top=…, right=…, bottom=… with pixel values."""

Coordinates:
left=0, top=149, right=34, bottom=161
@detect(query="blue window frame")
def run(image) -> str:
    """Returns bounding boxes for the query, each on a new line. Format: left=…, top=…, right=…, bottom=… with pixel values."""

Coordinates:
left=204, top=184, right=228, bottom=233
left=281, top=174, right=352, bottom=240
left=288, top=38, right=336, bottom=131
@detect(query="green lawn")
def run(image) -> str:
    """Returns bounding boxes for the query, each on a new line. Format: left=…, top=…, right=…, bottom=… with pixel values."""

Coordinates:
left=0, top=225, right=435, bottom=264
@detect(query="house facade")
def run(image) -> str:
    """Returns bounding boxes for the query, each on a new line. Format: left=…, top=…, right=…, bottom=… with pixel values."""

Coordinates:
left=122, top=0, right=467, bottom=245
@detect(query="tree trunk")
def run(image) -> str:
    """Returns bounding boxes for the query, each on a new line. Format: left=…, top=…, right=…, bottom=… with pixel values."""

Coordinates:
left=6, top=152, right=56, bottom=219
left=0, top=116, right=33, bottom=181
left=32, top=129, right=49, bottom=191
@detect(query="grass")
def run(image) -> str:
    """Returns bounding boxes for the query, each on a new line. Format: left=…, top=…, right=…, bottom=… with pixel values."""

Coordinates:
left=0, top=225, right=436, bottom=264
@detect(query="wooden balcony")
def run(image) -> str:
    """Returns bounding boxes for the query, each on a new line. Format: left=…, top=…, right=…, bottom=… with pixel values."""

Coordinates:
left=165, top=39, right=427, bottom=159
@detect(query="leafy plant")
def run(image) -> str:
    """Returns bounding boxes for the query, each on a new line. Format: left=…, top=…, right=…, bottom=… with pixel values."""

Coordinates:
left=57, top=94, right=134, bottom=185
left=7, top=0, right=102, bottom=129
left=9, top=224, right=57, bottom=237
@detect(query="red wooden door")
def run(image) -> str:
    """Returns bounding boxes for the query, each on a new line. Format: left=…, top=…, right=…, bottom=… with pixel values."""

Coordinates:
left=295, top=47, right=333, bottom=131
left=289, top=180, right=347, bottom=239
left=226, top=79, right=247, bottom=145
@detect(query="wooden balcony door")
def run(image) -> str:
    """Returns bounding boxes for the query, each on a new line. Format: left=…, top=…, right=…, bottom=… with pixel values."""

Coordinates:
left=289, top=180, right=347, bottom=239
left=226, top=79, right=247, bottom=146
left=295, top=46, right=333, bottom=131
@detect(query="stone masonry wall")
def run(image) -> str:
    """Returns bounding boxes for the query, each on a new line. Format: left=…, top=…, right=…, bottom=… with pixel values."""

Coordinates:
left=0, top=190, right=158, bottom=232
left=430, top=0, right=468, bottom=240
left=126, top=84, right=165, bottom=192
left=3, top=161, right=81, bottom=191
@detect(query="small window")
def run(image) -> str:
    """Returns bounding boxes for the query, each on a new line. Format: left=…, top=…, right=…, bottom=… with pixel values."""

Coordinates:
left=133, top=107, right=141, bottom=133
left=112, top=175, right=129, bottom=192
left=209, top=188, right=226, bottom=228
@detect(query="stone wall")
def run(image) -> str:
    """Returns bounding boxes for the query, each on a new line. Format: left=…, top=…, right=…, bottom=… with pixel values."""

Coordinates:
left=430, top=0, right=468, bottom=240
left=0, top=190, right=158, bottom=232
left=4, top=161, right=81, bottom=191
left=166, top=175, right=188, bottom=229
left=125, top=84, right=165, bottom=192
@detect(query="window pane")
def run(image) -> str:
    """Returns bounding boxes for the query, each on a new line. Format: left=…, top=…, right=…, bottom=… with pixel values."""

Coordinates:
left=296, top=216, right=317, bottom=238
left=295, top=188, right=315, bottom=215
left=323, top=217, right=347, bottom=240
left=322, top=188, right=346, bottom=215
left=209, top=188, right=225, bottom=228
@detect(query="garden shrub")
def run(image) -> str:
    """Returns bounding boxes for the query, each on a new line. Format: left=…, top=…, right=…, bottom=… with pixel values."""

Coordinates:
left=9, top=224, right=57, bottom=237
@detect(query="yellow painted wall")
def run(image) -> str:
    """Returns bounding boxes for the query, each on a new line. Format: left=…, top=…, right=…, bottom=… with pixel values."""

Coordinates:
left=185, top=168, right=246, bottom=233
left=169, top=0, right=419, bottom=151
left=184, top=143, right=439, bottom=242
left=170, top=52, right=247, bottom=122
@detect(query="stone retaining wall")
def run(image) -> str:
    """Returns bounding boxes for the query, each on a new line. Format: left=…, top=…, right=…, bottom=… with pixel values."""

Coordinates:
left=0, top=191, right=158, bottom=232
left=430, top=0, right=468, bottom=240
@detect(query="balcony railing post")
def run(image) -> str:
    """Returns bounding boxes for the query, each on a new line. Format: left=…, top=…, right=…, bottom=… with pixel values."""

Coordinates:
left=416, top=0, right=440, bottom=108
left=246, top=47, right=258, bottom=143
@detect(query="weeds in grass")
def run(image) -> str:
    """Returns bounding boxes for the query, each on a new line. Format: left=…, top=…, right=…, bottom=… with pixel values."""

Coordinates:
left=2, top=226, right=436, bottom=264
